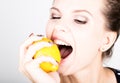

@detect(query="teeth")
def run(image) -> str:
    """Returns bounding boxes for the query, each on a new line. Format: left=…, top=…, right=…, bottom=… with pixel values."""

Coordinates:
left=54, top=40, right=71, bottom=46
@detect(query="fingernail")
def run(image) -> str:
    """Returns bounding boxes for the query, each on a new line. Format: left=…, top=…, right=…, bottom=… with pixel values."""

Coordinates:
left=37, top=34, right=44, bottom=37
left=29, top=33, right=34, bottom=37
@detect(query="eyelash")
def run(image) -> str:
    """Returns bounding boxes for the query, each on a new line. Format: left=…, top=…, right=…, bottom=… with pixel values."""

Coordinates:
left=50, top=15, right=87, bottom=24
left=50, top=14, right=61, bottom=19
left=51, top=16, right=61, bottom=19
left=74, top=19, right=87, bottom=24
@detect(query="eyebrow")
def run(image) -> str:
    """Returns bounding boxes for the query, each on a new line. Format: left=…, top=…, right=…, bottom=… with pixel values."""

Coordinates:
left=50, top=7, right=92, bottom=17
left=50, top=7, right=61, bottom=13
left=73, top=10, right=93, bottom=16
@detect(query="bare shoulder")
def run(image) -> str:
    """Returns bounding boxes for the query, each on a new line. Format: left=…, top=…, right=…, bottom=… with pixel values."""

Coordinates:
left=107, top=67, right=120, bottom=83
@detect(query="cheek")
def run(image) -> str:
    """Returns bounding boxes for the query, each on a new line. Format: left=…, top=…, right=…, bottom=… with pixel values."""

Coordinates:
left=72, top=25, right=102, bottom=57
left=74, top=31, right=102, bottom=63
left=76, top=40, right=99, bottom=60
left=69, top=37, right=100, bottom=71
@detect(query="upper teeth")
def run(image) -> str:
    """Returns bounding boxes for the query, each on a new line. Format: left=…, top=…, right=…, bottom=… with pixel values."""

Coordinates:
left=54, top=40, right=71, bottom=46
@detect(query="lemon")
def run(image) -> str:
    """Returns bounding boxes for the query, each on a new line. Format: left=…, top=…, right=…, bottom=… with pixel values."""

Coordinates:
left=33, top=37, right=61, bottom=73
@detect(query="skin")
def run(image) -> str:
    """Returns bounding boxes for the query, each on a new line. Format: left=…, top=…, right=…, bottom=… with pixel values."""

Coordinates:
left=46, top=0, right=117, bottom=82
left=19, top=0, right=117, bottom=83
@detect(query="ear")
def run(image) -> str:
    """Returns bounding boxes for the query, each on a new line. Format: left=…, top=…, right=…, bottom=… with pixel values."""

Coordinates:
left=100, top=31, right=117, bottom=52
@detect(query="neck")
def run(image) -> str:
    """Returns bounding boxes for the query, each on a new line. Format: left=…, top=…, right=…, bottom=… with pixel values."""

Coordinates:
left=72, top=66, right=105, bottom=83
left=70, top=54, right=115, bottom=83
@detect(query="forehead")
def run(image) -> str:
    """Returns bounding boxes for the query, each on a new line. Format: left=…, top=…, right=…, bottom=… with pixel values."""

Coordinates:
left=53, top=0, right=105, bottom=14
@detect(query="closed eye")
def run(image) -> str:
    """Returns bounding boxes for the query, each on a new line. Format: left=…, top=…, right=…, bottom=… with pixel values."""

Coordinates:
left=50, top=13, right=61, bottom=19
left=51, top=16, right=61, bottom=19
left=74, top=19, right=87, bottom=24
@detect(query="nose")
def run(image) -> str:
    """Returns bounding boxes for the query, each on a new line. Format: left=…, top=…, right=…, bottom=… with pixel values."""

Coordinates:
left=54, top=21, right=70, bottom=33
left=52, top=13, right=72, bottom=33
left=54, top=25, right=67, bottom=32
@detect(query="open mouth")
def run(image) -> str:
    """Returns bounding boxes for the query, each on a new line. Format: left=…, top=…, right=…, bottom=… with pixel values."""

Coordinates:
left=58, top=45, right=73, bottom=59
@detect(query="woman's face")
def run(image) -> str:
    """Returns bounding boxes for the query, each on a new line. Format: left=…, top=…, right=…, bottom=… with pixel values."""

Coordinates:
left=46, top=0, right=107, bottom=75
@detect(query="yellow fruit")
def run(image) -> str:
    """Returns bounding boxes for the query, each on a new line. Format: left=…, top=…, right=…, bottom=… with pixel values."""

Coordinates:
left=33, top=37, right=61, bottom=73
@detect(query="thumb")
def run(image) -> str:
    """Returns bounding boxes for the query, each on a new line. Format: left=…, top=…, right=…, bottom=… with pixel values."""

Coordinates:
left=49, top=72, right=60, bottom=83
left=24, top=58, right=60, bottom=83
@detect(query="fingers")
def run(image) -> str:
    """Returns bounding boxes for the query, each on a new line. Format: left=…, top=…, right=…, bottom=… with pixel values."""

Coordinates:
left=24, top=58, right=58, bottom=83
left=19, top=34, right=44, bottom=79
left=19, top=33, right=60, bottom=83
left=19, top=34, right=44, bottom=64
left=23, top=42, right=53, bottom=64
left=19, top=33, right=42, bottom=79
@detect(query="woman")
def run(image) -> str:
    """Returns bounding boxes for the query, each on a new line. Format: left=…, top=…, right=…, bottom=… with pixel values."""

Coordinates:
left=19, top=0, right=120, bottom=83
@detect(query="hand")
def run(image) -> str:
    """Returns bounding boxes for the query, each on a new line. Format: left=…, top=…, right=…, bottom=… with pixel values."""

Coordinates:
left=19, top=34, right=60, bottom=83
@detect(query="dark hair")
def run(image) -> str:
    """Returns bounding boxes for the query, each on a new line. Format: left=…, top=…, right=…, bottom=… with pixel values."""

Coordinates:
left=103, top=0, right=120, bottom=57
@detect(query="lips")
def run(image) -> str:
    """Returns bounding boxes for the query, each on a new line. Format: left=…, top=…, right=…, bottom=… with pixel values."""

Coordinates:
left=54, top=40, right=73, bottom=59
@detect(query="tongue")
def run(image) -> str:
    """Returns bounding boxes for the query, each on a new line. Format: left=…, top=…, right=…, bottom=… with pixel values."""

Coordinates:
left=60, top=46, right=72, bottom=59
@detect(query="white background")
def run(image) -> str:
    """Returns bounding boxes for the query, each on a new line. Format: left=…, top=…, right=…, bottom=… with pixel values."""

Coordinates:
left=0, top=0, right=120, bottom=83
